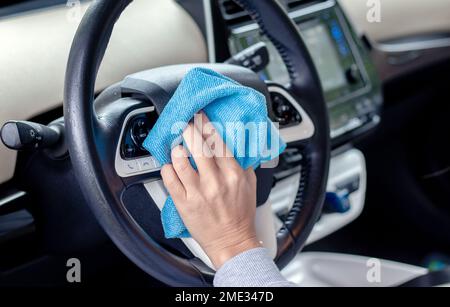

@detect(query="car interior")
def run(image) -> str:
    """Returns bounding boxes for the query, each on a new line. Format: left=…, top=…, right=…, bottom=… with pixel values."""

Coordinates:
left=0, top=0, right=449, bottom=287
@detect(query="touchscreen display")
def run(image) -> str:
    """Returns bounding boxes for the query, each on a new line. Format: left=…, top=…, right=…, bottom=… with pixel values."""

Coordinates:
left=300, top=24, right=347, bottom=92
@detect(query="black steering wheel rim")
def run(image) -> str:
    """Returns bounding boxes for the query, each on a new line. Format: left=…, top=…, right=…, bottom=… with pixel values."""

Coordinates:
left=64, top=0, right=330, bottom=286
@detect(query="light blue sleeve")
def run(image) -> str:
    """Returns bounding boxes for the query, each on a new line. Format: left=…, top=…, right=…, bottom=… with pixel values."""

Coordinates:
left=213, top=247, right=297, bottom=287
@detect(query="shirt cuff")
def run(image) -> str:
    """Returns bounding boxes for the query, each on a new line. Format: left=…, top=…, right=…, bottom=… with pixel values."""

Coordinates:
left=213, top=247, right=296, bottom=287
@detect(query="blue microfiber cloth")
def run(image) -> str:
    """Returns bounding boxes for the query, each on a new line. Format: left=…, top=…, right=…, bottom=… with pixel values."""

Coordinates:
left=143, top=67, right=286, bottom=239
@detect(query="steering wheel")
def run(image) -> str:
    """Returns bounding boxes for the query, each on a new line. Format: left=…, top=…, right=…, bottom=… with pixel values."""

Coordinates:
left=64, top=0, right=330, bottom=286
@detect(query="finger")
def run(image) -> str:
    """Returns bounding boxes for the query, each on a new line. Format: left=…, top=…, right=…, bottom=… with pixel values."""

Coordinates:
left=161, top=164, right=186, bottom=199
left=171, top=145, right=199, bottom=188
left=182, top=122, right=219, bottom=176
left=195, top=112, right=241, bottom=171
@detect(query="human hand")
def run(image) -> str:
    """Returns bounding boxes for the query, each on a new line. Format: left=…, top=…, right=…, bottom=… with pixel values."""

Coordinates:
left=160, top=113, right=261, bottom=269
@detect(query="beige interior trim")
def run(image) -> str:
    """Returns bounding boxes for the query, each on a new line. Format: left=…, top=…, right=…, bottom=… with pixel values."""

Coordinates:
left=0, top=0, right=207, bottom=184
left=338, top=0, right=450, bottom=42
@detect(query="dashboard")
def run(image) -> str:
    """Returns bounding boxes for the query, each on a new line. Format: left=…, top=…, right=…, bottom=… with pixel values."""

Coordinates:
left=338, top=0, right=450, bottom=42
left=220, top=0, right=382, bottom=141
left=0, top=0, right=449, bottom=185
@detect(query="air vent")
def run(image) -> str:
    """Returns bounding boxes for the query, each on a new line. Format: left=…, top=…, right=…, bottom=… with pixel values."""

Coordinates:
left=218, top=0, right=249, bottom=22
left=218, top=0, right=326, bottom=25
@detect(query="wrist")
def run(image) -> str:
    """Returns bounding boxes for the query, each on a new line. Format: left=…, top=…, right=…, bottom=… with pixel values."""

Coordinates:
left=207, top=236, right=262, bottom=269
